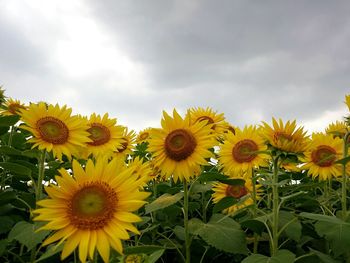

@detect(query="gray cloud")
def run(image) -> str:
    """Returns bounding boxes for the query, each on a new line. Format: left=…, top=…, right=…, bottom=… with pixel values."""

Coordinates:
left=1, top=0, right=349, bottom=131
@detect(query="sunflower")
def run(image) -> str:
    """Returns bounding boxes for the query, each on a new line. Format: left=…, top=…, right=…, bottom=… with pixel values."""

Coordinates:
left=128, top=157, right=153, bottom=183
left=86, top=113, right=124, bottom=158
left=187, top=107, right=226, bottom=136
left=148, top=109, right=215, bottom=182
left=302, top=133, right=343, bottom=181
left=219, top=125, right=269, bottom=175
left=0, top=98, right=27, bottom=116
left=325, top=121, right=348, bottom=139
left=20, top=102, right=90, bottom=160
left=212, top=178, right=260, bottom=214
left=136, top=128, right=153, bottom=144
left=114, top=127, right=137, bottom=159
left=261, top=118, right=308, bottom=154
left=345, top=94, right=350, bottom=111
left=34, top=158, right=150, bottom=263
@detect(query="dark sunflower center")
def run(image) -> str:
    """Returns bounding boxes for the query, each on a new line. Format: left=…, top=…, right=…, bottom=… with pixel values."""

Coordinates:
left=232, top=139, right=258, bottom=163
left=37, top=117, right=69, bottom=144
left=311, top=145, right=337, bottom=167
left=87, top=123, right=111, bottom=146
left=68, top=182, right=117, bottom=230
left=226, top=185, right=248, bottom=199
left=8, top=103, right=25, bottom=115
left=164, top=129, right=197, bottom=161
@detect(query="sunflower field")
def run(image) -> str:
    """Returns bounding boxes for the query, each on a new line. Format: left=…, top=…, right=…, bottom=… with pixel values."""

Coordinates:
left=1, top=89, right=350, bottom=263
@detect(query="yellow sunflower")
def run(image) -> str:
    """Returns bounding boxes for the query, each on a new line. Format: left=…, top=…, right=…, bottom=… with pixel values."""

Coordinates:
left=187, top=107, right=226, bottom=136
left=302, top=133, right=343, bottom=181
left=20, top=102, right=90, bottom=160
left=212, top=178, right=260, bottom=214
left=325, top=121, right=349, bottom=139
left=219, top=125, right=269, bottom=175
left=114, top=127, right=137, bottom=158
left=136, top=128, right=153, bottom=144
left=261, top=118, right=308, bottom=153
left=86, top=113, right=124, bottom=158
left=34, top=158, right=150, bottom=263
left=345, top=94, right=350, bottom=111
left=0, top=98, right=27, bottom=116
left=127, top=157, right=153, bottom=183
left=148, top=109, right=215, bottom=182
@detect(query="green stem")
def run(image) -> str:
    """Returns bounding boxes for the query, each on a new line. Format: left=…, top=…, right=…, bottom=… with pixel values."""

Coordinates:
left=183, top=180, right=191, bottom=263
left=342, top=132, right=349, bottom=220
left=271, top=156, right=280, bottom=256
left=35, top=150, right=46, bottom=203
left=8, top=125, right=15, bottom=147
left=251, top=169, right=259, bottom=253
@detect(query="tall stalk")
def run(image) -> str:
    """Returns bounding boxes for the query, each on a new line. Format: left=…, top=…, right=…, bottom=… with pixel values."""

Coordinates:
left=35, top=150, right=46, bottom=202
left=341, top=132, right=349, bottom=219
left=183, top=180, right=191, bottom=263
left=251, top=168, right=259, bottom=253
left=271, top=156, right=280, bottom=256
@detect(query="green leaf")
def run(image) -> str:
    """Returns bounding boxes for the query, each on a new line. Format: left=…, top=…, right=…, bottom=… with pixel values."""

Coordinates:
left=145, top=249, right=165, bottom=263
left=198, top=172, right=229, bottom=182
left=0, top=162, right=32, bottom=177
left=315, top=219, right=350, bottom=256
left=242, top=250, right=295, bottom=263
left=0, top=115, right=20, bottom=127
left=22, top=149, right=42, bottom=159
left=0, top=191, right=17, bottom=206
left=0, top=239, right=7, bottom=256
left=190, top=182, right=212, bottom=193
left=279, top=211, right=302, bottom=242
left=335, top=156, right=350, bottom=165
left=124, top=245, right=168, bottom=255
left=0, top=216, right=15, bottom=234
left=8, top=221, right=50, bottom=251
left=173, top=226, right=185, bottom=241
left=145, top=192, right=183, bottom=214
left=241, top=219, right=266, bottom=235
left=36, top=243, right=64, bottom=262
left=0, top=146, right=22, bottom=156
left=212, top=196, right=238, bottom=213
left=299, top=212, right=343, bottom=224
left=308, top=248, right=341, bottom=263
left=189, top=214, right=248, bottom=254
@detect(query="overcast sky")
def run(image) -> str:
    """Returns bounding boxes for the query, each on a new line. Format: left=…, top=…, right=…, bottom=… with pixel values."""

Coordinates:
left=1, top=0, right=349, bottom=132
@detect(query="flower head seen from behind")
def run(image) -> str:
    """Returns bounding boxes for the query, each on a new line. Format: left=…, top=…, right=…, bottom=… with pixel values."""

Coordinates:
left=34, top=158, right=150, bottom=263
left=20, top=102, right=90, bottom=160
left=86, top=113, right=124, bottom=158
left=261, top=118, right=308, bottom=154
left=148, top=109, right=215, bottom=182
left=212, top=178, right=260, bottom=215
left=219, top=125, right=269, bottom=174
left=302, top=133, right=343, bottom=181
left=187, top=106, right=226, bottom=137
left=0, top=98, right=27, bottom=116
left=114, top=127, right=137, bottom=158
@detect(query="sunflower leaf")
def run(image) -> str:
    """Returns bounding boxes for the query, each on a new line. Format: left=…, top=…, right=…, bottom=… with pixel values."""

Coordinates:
left=212, top=196, right=238, bottom=213
left=0, top=115, right=20, bottom=127
left=0, top=162, right=32, bottom=177
left=335, top=156, right=350, bottom=165
left=189, top=214, right=248, bottom=254
left=145, top=192, right=184, bottom=214
left=241, top=249, right=295, bottom=263
left=8, top=221, right=50, bottom=251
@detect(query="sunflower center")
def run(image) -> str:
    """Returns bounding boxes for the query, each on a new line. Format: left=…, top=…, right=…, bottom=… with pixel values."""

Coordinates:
left=232, top=139, right=258, bottom=163
left=164, top=129, right=197, bottom=161
left=117, top=141, right=129, bottom=153
left=87, top=123, right=111, bottom=146
left=68, top=182, right=117, bottom=230
left=8, top=103, right=25, bottom=115
left=311, top=145, right=337, bottom=167
left=37, top=117, right=69, bottom=144
left=226, top=185, right=248, bottom=198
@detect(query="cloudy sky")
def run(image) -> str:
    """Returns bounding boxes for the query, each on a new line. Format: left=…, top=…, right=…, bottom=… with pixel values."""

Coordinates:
left=1, top=0, right=349, bottom=132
